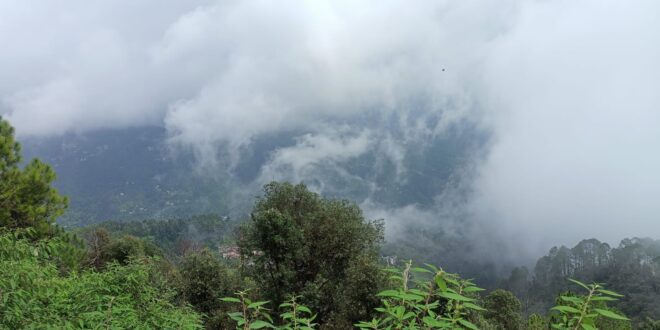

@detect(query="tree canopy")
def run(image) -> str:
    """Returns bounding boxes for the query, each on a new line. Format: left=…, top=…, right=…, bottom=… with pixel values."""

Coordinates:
left=0, top=117, right=67, bottom=237
left=239, top=182, right=386, bottom=326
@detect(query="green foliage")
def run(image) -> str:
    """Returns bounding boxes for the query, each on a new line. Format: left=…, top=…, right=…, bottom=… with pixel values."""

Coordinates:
left=525, top=237, right=660, bottom=324
left=594, top=306, right=631, bottom=330
left=0, top=117, right=68, bottom=238
left=239, top=182, right=386, bottom=325
left=355, top=260, right=485, bottom=329
left=638, top=318, right=660, bottom=330
left=222, top=293, right=317, bottom=329
left=82, top=227, right=162, bottom=269
left=102, top=234, right=159, bottom=264
left=179, top=248, right=242, bottom=328
left=86, top=214, right=232, bottom=257
left=482, top=289, right=523, bottom=330
left=0, top=231, right=202, bottom=329
left=279, top=296, right=318, bottom=330
left=550, top=279, right=628, bottom=330
left=527, top=313, right=547, bottom=330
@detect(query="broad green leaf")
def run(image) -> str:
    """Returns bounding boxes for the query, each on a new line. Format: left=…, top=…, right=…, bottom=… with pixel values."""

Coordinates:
left=462, top=286, right=484, bottom=293
left=377, top=290, right=401, bottom=298
left=423, top=316, right=449, bottom=327
left=597, top=289, right=624, bottom=298
left=591, top=296, right=617, bottom=302
left=247, top=301, right=270, bottom=309
left=408, top=289, right=427, bottom=296
left=593, top=309, right=629, bottom=320
left=463, top=302, right=486, bottom=311
left=458, top=319, right=478, bottom=330
left=438, top=292, right=474, bottom=302
left=435, top=276, right=447, bottom=292
left=402, top=293, right=424, bottom=302
left=249, top=320, right=275, bottom=329
left=581, top=324, right=596, bottom=330
left=568, top=279, right=590, bottom=291
left=551, top=305, right=581, bottom=314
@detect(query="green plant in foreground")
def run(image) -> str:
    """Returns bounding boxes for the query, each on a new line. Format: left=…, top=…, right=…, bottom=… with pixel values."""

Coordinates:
left=550, top=279, right=628, bottom=330
left=0, top=231, right=202, bottom=329
left=278, top=296, right=318, bottom=330
left=222, top=292, right=317, bottom=329
left=356, top=260, right=485, bottom=329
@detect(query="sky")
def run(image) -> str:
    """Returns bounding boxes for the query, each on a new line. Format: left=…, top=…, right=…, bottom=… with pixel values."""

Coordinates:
left=2, top=0, right=660, bottom=258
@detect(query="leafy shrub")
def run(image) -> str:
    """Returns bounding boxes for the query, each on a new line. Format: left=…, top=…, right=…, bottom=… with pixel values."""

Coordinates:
left=0, top=232, right=202, bottom=329
left=179, top=248, right=243, bottom=328
left=239, top=182, right=386, bottom=325
left=355, top=260, right=485, bottom=329
left=527, top=313, right=547, bottom=330
left=482, top=289, right=523, bottom=329
left=221, top=293, right=318, bottom=329
left=550, top=279, right=628, bottom=330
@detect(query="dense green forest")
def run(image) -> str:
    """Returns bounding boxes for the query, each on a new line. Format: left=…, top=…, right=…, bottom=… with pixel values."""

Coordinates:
left=2, top=116, right=660, bottom=329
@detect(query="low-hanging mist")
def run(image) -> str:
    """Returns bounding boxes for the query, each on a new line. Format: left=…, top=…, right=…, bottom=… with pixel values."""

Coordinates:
left=3, top=0, right=660, bottom=261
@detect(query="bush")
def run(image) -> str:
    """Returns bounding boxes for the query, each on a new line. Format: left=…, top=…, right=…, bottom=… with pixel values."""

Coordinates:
left=179, top=248, right=242, bottom=328
left=355, top=261, right=486, bottom=329
left=0, top=231, right=202, bottom=329
left=550, top=279, right=628, bottom=330
left=239, top=182, right=386, bottom=325
left=482, top=289, right=523, bottom=329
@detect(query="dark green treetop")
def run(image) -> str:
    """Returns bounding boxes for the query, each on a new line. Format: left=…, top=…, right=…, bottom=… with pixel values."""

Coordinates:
left=239, top=182, right=385, bottom=326
left=0, top=118, right=68, bottom=237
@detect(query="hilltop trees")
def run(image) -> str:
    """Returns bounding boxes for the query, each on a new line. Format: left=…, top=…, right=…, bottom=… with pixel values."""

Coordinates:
left=238, top=182, right=386, bottom=326
left=0, top=117, right=67, bottom=237
left=504, top=237, right=660, bottom=326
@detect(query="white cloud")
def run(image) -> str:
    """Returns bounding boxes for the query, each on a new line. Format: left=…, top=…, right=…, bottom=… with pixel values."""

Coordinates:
left=2, top=0, right=660, bottom=258
left=472, top=0, right=660, bottom=254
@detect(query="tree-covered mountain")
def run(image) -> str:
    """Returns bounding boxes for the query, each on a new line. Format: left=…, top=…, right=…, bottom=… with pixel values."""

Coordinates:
left=21, top=126, right=233, bottom=226
left=21, top=122, right=483, bottom=228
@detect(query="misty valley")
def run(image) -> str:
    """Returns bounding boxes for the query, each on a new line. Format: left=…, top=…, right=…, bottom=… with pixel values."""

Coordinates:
left=2, top=116, right=660, bottom=329
left=2, top=1, right=660, bottom=329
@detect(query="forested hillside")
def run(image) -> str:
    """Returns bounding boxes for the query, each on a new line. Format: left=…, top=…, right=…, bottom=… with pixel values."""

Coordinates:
left=21, top=127, right=233, bottom=226
left=504, top=238, right=660, bottom=324
left=2, top=117, right=660, bottom=329
left=20, top=122, right=482, bottom=228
